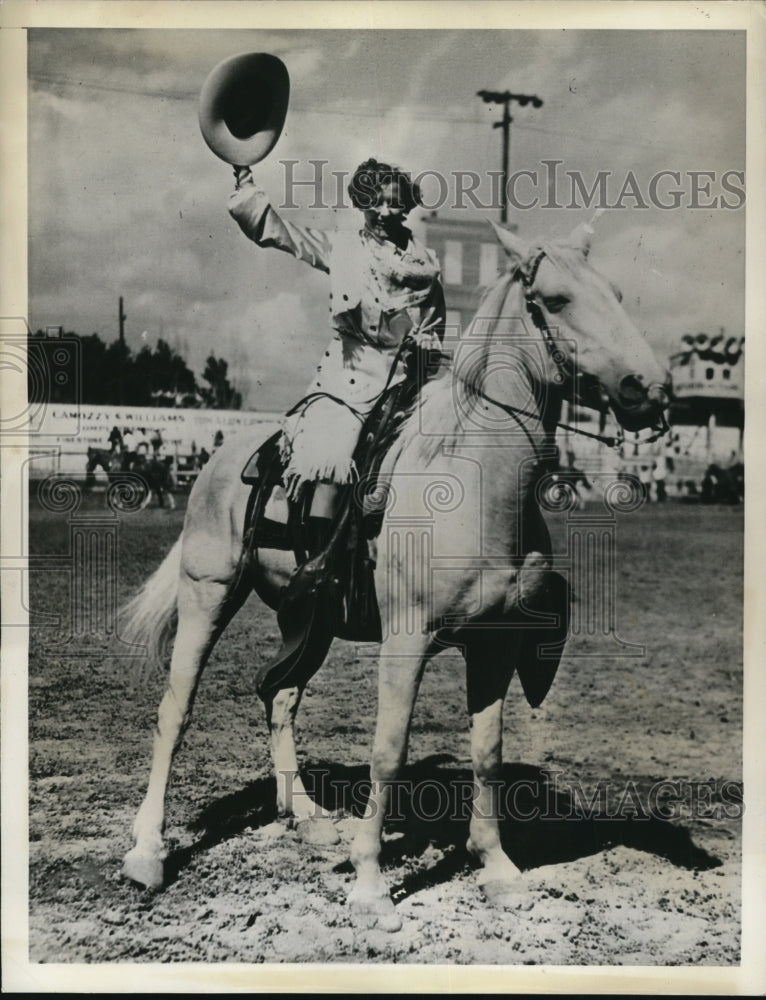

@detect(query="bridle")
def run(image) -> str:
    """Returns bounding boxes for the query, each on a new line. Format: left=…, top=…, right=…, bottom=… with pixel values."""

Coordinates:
left=511, top=247, right=668, bottom=449
left=519, top=248, right=581, bottom=391
left=462, top=247, right=626, bottom=451
left=383, top=245, right=667, bottom=458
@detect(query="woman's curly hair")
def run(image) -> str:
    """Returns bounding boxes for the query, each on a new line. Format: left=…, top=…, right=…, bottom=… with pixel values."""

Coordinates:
left=348, top=158, right=423, bottom=213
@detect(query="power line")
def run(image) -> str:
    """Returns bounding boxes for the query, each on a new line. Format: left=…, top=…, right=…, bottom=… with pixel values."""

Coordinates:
left=28, top=72, right=723, bottom=159
left=29, top=72, right=193, bottom=102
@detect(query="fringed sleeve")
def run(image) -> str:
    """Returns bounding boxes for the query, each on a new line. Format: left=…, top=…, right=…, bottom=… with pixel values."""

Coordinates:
left=228, top=182, right=334, bottom=273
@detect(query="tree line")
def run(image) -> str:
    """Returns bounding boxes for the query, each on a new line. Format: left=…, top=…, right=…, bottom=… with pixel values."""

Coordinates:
left=28, top=329, right=242, bottom=410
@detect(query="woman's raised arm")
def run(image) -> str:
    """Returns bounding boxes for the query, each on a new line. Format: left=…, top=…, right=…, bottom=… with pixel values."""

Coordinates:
left=228, top=168, right=333, bottom=273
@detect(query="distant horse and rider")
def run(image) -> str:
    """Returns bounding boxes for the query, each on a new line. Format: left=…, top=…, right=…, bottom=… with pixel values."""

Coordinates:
left=85, top=428, right=176, bottom=510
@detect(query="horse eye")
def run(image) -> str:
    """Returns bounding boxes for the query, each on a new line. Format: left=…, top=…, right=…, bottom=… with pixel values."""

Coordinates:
left=542, top=295, right=570, bottom=313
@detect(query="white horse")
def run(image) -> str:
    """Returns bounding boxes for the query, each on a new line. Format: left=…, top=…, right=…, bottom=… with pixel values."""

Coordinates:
left=121, top=219, right=670, bottom=931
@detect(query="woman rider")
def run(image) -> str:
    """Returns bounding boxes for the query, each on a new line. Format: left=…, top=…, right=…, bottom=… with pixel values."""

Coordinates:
left=228, top=158, right=446, bottom=547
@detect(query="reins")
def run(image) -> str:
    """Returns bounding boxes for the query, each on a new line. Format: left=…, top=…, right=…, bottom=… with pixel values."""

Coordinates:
left=451, top=248, right=668, bottom=452
left=416, top=251, right=627, bottom=453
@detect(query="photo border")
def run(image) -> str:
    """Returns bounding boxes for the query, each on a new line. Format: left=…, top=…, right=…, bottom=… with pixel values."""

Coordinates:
left=2, top=1, right=764, bottom=993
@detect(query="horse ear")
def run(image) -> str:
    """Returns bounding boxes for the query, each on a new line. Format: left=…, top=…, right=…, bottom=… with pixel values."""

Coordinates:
left=568, top=208, right=605, bottom=257
left=487, top=220, right=528, bottom=263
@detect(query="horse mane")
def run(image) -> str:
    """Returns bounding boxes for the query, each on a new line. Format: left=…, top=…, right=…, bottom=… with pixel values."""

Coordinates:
left=391, top=268, right=531, bottom=468
left=391, top=236, right=598, bottom=469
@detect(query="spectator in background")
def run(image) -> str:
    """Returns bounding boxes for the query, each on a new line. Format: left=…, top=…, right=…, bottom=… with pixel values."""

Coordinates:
left=729, top=454, right=744, bottom=503
left=663, top=433, right=677, bottom=475
left=702, top=463, right=740, bottom=504
left=638, top=464, right=653, bottom=502
left=135, top=428, right=150, bottom=458
left=563, top=449, right=592, bottom=510
left=150, top=429, right=164, bottom=456
left=121, top=427, right=135, bottom=470
left=199, top=447, right=210, bottom=467
left=213, top=430, right=224, bottom=453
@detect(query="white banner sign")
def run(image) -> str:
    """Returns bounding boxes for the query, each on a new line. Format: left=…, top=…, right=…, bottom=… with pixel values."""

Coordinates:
left=30, top=403, right=282, bottom=475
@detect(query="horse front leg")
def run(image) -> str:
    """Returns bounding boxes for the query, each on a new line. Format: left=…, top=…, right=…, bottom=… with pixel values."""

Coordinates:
left=348, top=634, right=428, bottom=932
left=465, top=633, right=524, bottom=905
left=266, top=685, right=339, bottom=845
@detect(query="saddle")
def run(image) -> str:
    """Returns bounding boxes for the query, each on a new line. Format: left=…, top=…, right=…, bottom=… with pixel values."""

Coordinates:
left=240, top=380, right=415, bottom=700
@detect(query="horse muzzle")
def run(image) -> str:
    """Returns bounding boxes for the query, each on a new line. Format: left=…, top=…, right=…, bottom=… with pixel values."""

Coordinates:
left=611, top=375, right=672, bottom=433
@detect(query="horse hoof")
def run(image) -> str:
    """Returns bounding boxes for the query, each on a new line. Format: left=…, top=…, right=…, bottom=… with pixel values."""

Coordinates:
left=347, top=884, right=402, bottom=932
left=121, top=848, right=164, bottom=890
left=295, top=817, right=341, bottom=846
left=479, top=876, right=525, bottom=910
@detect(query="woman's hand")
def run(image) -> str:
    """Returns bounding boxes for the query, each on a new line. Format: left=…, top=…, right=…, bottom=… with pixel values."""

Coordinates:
left=233, top=166, right=255, bottom=190
left=409, top=328, right=442, bottom=353
left=228, top=169, right=270, bottom=225
left=410, top=303, right=445, bottom=353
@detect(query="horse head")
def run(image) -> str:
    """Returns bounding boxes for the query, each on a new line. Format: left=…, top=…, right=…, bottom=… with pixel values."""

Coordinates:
left=491, top=217, right=671, bottom=434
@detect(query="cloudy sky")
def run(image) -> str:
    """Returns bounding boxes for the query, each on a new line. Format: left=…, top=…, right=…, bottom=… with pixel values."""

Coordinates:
left=28, top=27, right=745, bottom=410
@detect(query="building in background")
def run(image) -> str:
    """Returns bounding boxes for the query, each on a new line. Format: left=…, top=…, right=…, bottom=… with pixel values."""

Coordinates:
left=424, top=214, right=745, bottom=496
left=668, top=330, right=744, bottom=458
left=423, top=213, right=513, bottom=335
left=663, top=331, right=744, bottom=487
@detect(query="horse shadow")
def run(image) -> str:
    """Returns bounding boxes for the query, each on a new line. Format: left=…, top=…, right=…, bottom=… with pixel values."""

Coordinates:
left=164, top=754, right=722, bottom=896
left=163, top=779, right=279, bottom=886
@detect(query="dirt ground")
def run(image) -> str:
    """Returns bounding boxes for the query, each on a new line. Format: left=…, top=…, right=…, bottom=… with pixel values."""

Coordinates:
left=26, top=494, right=743, bottom=965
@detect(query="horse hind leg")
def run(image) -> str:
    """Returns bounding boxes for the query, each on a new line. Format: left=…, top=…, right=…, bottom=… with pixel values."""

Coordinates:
left=266, top=686, right=340, bottom=845
left=122, top=573, right=248, bottom=889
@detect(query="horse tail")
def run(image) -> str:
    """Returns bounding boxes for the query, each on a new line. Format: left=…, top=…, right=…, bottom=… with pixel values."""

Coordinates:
left=120, top=534, right=183, bottom=678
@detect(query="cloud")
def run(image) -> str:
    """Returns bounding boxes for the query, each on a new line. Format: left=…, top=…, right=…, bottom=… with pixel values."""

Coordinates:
left=27, top=28, right=745, bottom=408
left=589, top=214, right=744, bottom=353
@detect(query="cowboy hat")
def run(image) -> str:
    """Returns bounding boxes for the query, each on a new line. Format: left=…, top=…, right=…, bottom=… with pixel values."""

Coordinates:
left=198, top=52, right=290, bottom=165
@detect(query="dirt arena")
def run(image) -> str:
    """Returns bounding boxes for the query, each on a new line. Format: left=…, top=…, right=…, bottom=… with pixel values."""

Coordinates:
left=27, top=491, right=743, bottom=965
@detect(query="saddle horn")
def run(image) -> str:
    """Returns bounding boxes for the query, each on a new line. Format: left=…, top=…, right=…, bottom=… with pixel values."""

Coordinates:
left=198, top=52, right=290, bottom=166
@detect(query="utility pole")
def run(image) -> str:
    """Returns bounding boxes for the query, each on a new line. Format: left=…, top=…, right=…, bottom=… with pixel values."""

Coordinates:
left=119, top=296, right=126, bottom=344
left=477, top=89, right=543, bottom=224
left=118, top=295, right=126, bottom=406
